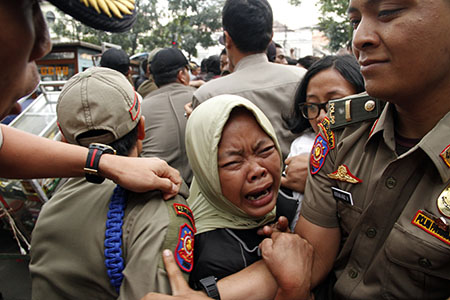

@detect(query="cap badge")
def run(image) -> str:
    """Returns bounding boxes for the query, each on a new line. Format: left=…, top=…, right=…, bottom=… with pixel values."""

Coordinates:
left=80, top=0, right=135, bottom=18
left=437, top=184, right=450, bottom=218
left=440, top=144, right=450, bottom=168
left=327, top=164, right=362, bottom=184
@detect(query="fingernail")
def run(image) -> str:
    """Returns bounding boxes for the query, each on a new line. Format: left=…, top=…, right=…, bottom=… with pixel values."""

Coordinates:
left=163, top=249, right=172, bottom=257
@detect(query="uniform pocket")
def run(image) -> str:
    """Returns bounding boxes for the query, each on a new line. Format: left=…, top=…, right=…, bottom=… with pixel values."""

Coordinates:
left=336, top=201, right=362, bottom=239
left=382, top=223, right=450, bottom=299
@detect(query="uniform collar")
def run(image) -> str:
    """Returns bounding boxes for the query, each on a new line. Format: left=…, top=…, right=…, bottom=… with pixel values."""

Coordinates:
left=367, top=103, right=450, bottom=183
left=234, top=53, right=268, bottom=72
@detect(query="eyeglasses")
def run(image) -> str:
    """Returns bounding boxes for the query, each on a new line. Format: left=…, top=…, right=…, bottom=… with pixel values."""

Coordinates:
left=299, top=103, right=329, bottom=120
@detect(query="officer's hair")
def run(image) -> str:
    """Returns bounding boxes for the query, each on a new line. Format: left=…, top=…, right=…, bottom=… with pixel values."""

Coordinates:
left=152, top=67, right=184, bottom=88
left=77, top=125, right=139, bottom=156
left=222, top=0, right=273, bottom=54
left=284, top=55, right=365, bottom=134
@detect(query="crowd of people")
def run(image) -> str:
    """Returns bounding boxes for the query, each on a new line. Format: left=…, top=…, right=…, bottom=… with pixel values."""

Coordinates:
left=1, top=0, right=449, bottom=299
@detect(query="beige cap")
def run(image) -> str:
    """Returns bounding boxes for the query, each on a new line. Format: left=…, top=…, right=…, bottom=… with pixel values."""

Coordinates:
left=57, top=67, right=142, bottom=147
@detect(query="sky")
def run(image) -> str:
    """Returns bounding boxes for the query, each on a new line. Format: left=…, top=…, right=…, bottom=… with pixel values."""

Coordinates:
left=267, top=0, right=320, bottom=29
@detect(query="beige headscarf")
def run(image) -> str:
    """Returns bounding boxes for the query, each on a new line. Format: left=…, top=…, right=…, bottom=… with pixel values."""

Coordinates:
left=186, top=94, right=282, bottom=234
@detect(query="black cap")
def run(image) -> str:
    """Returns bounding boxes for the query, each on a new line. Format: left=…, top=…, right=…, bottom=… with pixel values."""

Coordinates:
left=100, top=48, right=130, bottom=76
left=48, top=0, right=137, bottom=32
left=266, top=41, right=276, bottom=62
left=150, top=48, right=188, bottom=76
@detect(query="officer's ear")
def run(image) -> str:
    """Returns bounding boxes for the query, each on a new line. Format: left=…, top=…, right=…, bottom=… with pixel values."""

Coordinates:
left=137, top=116, right=145, bottom=140
left=224, top=31, right=233, bottom=50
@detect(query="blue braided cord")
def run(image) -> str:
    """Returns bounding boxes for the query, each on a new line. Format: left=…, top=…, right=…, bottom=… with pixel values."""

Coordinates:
left=104, top=185, right=126, bottom=294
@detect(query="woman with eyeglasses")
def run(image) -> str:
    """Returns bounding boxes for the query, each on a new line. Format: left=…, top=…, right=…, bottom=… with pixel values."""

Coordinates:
left=280, top=55, right=365, bottom=229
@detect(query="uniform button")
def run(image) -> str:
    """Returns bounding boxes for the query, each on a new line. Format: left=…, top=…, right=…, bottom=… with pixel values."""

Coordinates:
left=386, top=177, right=397, bottom=189
left=418, top=258, right=432, bottom=268
left=348, top=269, right=358, bottom=279
left=366, top=228, right=377, bottom=238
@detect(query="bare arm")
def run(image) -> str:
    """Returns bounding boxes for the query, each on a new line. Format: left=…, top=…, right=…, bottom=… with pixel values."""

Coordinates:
left=0, top=126, right=181, bottom=197
left=295, top=216, right=341, bottom=288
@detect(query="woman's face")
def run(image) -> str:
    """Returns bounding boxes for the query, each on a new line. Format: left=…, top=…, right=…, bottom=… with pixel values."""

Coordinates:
left=218, top=110, right=281, bottom=218
left=306, top=68, right=357, bottom=133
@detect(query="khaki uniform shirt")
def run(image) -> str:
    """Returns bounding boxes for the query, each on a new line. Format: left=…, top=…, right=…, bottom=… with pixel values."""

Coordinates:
left=141, top=83, right=194, bottom=185
left=192, top=53, right=305, bottom=159
left=30, top=178, right=195, bottom=300
left=137, top=78, right=158, bottom=98
left=302, top=104, right=450, bottom=299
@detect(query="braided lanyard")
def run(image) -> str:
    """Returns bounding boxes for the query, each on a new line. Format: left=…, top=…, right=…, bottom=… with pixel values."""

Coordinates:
left=104, top=185, right=127, bottom=293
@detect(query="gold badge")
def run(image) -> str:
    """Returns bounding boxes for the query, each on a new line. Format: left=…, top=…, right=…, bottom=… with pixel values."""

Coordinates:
left=437, top=184, right=450, bottom=218
left=364, top=100, right=376, bottom=112
left=327, top=165, right=362, bottom=184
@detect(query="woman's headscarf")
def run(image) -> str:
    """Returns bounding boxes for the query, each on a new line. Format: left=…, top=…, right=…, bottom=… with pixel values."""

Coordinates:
left=186, top=94, right=282, bottom=234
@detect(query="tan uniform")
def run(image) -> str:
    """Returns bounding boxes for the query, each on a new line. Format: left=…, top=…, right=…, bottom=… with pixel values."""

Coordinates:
left=141, top=83, right=194, bottom=185
left=192, top=53, right=305, bottom=159
left=302, top=103, right=450, bottom=299
left=137, top=78, right=158, bottom=98
left=30, top=178, right=195, bottom=300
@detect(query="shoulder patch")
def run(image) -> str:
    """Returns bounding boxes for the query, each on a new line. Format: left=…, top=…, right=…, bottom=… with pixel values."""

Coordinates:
left=173, top=203, right=196, bottom=232
left=412, top=210, right=450, bottom=246
left=175, top=223, right=195, bottom=272
left=310, top=133, right=330, bottom=175
left=318, top=117, right=335, bottom=150
left=440, top=144, right=450, bottom=168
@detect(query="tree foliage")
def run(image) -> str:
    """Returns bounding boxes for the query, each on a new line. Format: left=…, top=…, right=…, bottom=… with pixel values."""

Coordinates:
left=317, top=0, right=352, bottom=52
left=288, top=0, right=352, bottom=53
left=51, top=0, right=223, bottom=57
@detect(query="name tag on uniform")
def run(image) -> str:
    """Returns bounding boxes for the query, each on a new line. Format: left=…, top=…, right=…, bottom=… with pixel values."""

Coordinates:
left=331, top=187, right=353, bottom=205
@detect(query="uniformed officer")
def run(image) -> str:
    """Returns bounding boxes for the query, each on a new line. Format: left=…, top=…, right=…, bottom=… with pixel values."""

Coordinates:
left=0, top=0, right=180, bottom=198
left=30, top=67, right=195, bottom=299
left=140, top=0, right=450, bottom=299
left=190, top=0, right=306, bottom=159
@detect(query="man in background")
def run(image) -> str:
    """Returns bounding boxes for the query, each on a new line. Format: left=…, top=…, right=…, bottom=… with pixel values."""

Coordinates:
left=141, top=48, right=195, bottom=185
left=192, top=0, right=305, bottom=159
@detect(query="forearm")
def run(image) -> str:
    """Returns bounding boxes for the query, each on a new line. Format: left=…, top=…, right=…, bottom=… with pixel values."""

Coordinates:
left=217, top=260, right=277, bottom=300
left=0, top=125, right=87, bottom=179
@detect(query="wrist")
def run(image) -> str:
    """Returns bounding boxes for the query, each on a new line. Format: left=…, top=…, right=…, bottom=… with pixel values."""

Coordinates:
left=84, top=143, right=116, bottom=184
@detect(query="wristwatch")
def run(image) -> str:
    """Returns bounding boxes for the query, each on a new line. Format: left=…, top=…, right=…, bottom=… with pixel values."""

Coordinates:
left=84, top=143, right=116, bottom=184
left=199, top=276, right=220, bottom=300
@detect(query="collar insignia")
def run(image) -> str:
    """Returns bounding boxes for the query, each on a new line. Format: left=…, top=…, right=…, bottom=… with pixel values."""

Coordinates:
left=437, top=184, right=450, bottom=218
left=412, top=210, right=450, bottom=246
left=327, top=164, right=362, bottom=184
left=440, top=144, right=450, bottom=168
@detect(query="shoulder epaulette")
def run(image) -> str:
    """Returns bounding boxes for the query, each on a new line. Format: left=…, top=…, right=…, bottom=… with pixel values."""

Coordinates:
left=328, top=92, right=382, bottom=130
